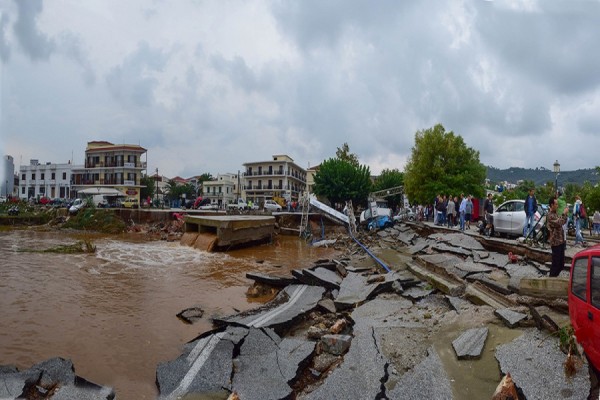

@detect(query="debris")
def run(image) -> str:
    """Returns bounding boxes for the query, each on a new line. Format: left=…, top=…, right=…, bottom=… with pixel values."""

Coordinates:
left=492, top=372, right=520, bottom=400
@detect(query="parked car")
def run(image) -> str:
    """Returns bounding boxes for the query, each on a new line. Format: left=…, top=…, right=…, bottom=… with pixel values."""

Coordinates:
left=264, top=200, right=282, bottom=212
left=568, top=244, right=600, bottom=371
left=198, top=202, right=219, bottom=210
left=68, top=198, right=87, bottom=214
left=491, top=200, right=543, bottom=237
left=393, top=208, right=416, bottom=222
left=0, top=196, right=6, bottom=203
left=122, top=198, right=139, bottom=209
left=227, top=198, right=250, bottom=211
left=368, top=215, right=393, bottom=231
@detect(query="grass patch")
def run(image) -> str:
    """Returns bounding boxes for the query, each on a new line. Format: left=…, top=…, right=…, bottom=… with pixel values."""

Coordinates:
left=63, top=209, right=126, bottom=234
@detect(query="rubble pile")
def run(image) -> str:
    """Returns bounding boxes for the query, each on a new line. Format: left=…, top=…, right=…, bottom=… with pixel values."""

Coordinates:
left=157, top=222, right=592, bottom=399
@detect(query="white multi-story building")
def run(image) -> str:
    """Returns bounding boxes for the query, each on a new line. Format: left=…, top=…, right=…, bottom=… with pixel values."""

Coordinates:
left=2, top=155, right=15, bottom=197
left=202, top=173, right=239, bottom=208
left=71, top=141, right=147, bottom=201
left=19, top=159, right=76, bottom=200
left=242, top=154, right=306, bottom=206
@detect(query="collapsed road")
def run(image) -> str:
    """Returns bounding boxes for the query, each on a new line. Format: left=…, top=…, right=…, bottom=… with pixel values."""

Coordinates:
left=156, top=222, right=594, bottom=400
left=1, top=220, right=594, bottom=399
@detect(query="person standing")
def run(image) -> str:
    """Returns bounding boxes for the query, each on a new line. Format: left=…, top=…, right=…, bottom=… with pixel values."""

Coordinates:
left=523, top=188, right=537, bottom=239
left=557, top=191, right=568, bottom=246
left=593, top=210, right=600, bottom=236
left=547, top=196, right=569, bottom=277
left=483, top=193, right=494, bottom=236
left=459, top=194, right=467, bottom=231
left=446, top=197, right=455, bottom=228
left=465, top=195, right=474, bottom=229
left=574, top=195, right=586, bottom=246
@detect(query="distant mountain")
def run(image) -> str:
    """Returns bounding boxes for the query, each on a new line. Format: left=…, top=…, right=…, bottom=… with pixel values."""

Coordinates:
left=486, top=166, right=600, bottom=187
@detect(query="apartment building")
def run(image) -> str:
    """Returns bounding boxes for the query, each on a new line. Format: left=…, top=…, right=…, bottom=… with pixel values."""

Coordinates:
left=202, top=173, right=239, bottom=208
left=19, top=159, right=76, bottom=200
left=71, top=141, right=147, bottom=201
left=242, top=154, right=306, bottom=205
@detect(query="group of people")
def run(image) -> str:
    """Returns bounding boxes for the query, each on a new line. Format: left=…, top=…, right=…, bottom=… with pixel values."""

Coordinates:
left=432, top=194, right=475, bottom=231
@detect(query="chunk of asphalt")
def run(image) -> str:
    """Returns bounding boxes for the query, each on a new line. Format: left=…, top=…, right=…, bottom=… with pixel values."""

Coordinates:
left=156, top=326, right=248, bottom=399
left=446, top=296, right=471, bottom=314
left=334, top=272, right=380, bottom=310
left=213, top=284, right=325, bottom=329
left=386, top=346, right=452, bottom=400
left=452, top=327, right=488, bottom=359
left=494, top=308, right=527, bottom=328
left=0, top=357, right=115, bottom=400
left=495, top=329, right=590, bottom=400
left=305, top=297, right=418, bottom=399
left=301, top=267, right=342, bottom=290
left=232, top=327, right=315, bottom=400
left=245, top=272, right=298, bottom=287
left=320, top=334, right=352, bottom=356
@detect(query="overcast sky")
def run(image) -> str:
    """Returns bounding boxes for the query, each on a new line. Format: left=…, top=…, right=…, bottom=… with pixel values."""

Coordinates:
left=2, top=0, right=600, bottom=179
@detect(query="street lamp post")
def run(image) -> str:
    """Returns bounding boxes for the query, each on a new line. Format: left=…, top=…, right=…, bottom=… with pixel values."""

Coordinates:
left=553, top=160, right=560, bottom=196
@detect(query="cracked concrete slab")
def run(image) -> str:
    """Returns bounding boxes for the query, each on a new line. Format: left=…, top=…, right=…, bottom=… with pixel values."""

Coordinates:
left=334, top=272, right=381, bottom=310
left=428, top=232, right=485, bottom=251
left=0, top=357, right=115, bottom=400
left=214, top=285, right=325, bottom=329
left=232, top=327, right=315, bottom=400
left=386, top=346, right=452, bottom=400
left=494, top=308, right=527, bottom=328
left=245, top=272, right=298, bottom=287
left=156, top=326, right=247, bottom=399
left=452, top=327, right=488, bottom=359
left=301, top=267, right=342, bottom=290
left=301, top=298, right=412, bottom=400
left=495, top=329, right=590, bottom=400
left=431, top=242, right=473, bottom=257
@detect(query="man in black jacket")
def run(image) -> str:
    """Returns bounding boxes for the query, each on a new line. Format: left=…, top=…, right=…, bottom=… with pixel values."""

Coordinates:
left=523, top=188, right=538, bottom=238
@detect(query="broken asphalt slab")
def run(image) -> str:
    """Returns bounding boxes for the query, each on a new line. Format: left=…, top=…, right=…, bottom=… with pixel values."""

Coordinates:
left=156, top=326, right=247, bottom=399
left=495, top=329, right=590, bottom=400
left=298, top=267, right=342, bottom=290
left=452, top=327, right=489, bottom=359
left=158, top=326, right=315, bottom=400
left=386, top=346, right=452, bottom=400
left=0, top=357, right=115, bottom=400
left=213, top=284, right=325, bottom=330
left=246, top=272, right=298, bottom=287
left=232, top=327, right=315, bottom=400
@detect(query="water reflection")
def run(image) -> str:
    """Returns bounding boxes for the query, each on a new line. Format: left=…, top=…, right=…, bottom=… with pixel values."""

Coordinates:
left=0, top=230, right=336, bottom=399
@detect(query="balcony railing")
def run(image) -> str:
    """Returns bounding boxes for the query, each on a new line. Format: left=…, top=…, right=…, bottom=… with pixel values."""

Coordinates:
left=84, top=162, right=145, bottom=169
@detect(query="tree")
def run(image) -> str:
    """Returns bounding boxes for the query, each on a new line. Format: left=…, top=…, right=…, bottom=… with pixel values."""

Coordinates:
left=335, top=143, right=359, bottom=168
left=140, top=175, right=155, bottom=200
left=373, top=169, right=404, bottom=210
left=404, top=124, right=486, bottom=205
left=313, top=158, right=372, bottom=207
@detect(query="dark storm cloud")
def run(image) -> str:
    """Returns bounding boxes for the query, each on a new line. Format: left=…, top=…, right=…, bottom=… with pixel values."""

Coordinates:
left=105, top=41, right=168, bottom=107
left=475, top=2, right=600, bottom=95
left=13, top=0, right=55, bottom=60
left=0, top=12, right=11, bottom=61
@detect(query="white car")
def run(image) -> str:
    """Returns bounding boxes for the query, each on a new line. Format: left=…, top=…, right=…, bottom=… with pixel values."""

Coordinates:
left=68, top=198, right=87, bottom=214
left=492, top=199, right=542, bottom=237
left=264, top=200, right=282, bottom=212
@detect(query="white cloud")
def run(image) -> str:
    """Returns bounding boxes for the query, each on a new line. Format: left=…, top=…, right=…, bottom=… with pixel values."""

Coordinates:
left=2, top=0, right=600, bottom=179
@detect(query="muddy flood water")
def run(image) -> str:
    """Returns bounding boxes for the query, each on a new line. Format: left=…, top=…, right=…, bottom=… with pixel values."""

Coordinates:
left=0, top=229, right=337, bottom=399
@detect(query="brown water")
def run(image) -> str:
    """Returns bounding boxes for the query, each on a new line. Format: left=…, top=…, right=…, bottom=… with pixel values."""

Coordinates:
left=0, top=229, right=337, bottom=399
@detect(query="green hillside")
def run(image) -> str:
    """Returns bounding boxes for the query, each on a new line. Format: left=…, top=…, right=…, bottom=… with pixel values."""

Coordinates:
left=486, top=166, right=600, bottom=187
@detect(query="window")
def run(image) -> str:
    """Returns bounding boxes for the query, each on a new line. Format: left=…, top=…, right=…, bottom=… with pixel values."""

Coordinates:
left=22, top=173, right=25, bottom=180
left=32, top=173, right=36, bottom=180
left=21, top=187, right=25, bottom=194
left=41, top=173, right=45, bottom=180
left=572, top=257, right=588, bottom=301
left=514, top=202, right=524, bottom=212
left=51, top=172, right=55, bottom=180
left=63, top=172, right=67, bottom=180
left=592, top=257, right=600, bottom=309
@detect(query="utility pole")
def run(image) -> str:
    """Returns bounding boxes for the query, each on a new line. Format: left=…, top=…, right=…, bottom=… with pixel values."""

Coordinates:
left=155, top=168, right=159, bottom=208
